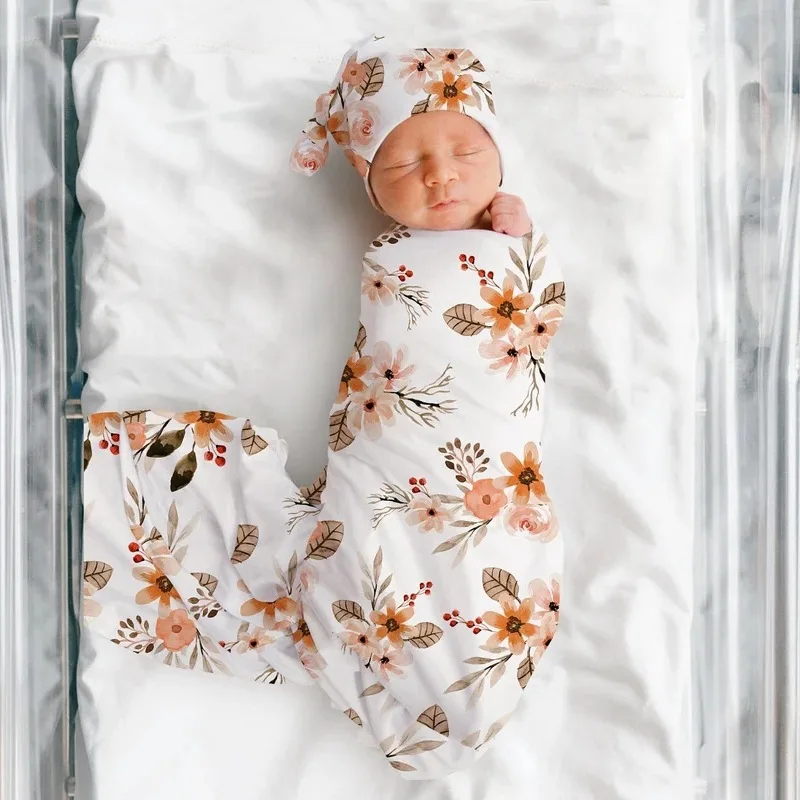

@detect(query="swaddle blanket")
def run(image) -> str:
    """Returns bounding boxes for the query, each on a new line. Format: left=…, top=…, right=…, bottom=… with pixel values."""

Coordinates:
left=82, top=225, right=565, bottom=778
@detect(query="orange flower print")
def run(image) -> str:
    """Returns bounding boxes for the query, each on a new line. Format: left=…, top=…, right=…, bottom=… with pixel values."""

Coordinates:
left=405, top=494, right=453, bottom=533
left=234, top=626, right=274, bottom=654
left=347, top=381, right=397, bottom=441
left=427, top=48, right=477, bottom=73
left=240, top=595, right=298, bottom=632
left=483, top=597, right=537, bottom=655
left=290, top=136, right=330, bottom=176
left=133, top=565, right=180, bottom=617
left=370, top=342, right=414, bottom=389
left=504, top=502, right=558, bottom=542
left=125, top=422, right=147, bottom=451
left=464, top=477, right=508, bottom=521
left=530, top=612, right=557, bottom=665
left=327, top=110, right=351, bottom=147
left=517, top=304, right=565, bottom=360
left=495, top=442, right=548, bottom=505
left=155, top=608, right=196, bottom=652
left=370, top=601, right=414, bottom=647
left=373, top=645, right=413, bottom=680
left=338, top=354, right=373, bottom=403
left=347, top=100, right=380, bottom=148
left=342, top=55, right=367, bottom=87
left=173, top=411, right=234, bottom=448
left=339, top=620, right=382, bottom=661
left=530, top=577, right=560, bottom=622
left=307, top=123, right=328, bottom=142
left=480, top=276, right=534, bottom=339
left=479, top=331, right=526, bottom=379
left=343, top=147, right=369, bottom=177
left=362, top=265, right=399, bottom=304
left=424, top=70, right=478, bottom=112
left=396, top=51, right=434, bottom=94
left=88, top=412, right=121, bottom=437
left=292, top=618, right=317, bottom=652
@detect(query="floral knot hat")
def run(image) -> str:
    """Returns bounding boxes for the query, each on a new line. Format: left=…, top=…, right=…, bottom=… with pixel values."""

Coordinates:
left=290, top=34, right=505, bottom=207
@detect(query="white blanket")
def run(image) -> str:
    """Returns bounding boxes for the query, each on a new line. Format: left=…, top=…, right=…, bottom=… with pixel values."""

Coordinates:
left=74, top=1, right=697, bottom=797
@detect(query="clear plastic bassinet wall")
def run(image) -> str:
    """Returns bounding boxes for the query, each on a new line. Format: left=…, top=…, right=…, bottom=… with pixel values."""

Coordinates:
left=0, top=3, right=797, bottom=800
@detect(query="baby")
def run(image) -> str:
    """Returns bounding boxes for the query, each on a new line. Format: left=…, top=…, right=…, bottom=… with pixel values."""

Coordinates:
left=288, top=35, right=567, bottom=777
left=80, top=34, right=565, bottom=785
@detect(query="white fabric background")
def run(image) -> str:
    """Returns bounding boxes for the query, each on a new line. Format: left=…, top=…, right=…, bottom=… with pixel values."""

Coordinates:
left=73, top=1, right=697, bottom=797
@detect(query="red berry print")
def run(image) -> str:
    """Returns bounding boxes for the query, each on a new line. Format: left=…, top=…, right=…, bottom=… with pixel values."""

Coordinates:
left=215, top=456, right=226, bottom=467
left=461, top=264, right=469, bottom=271
left=466, top=620, right=475, bottom=628
left=110, top=445, right=119, bottom=455
left=132, top=554, right=144, bottom=563
left=110, top=433, right=120, bottom=443
left=443, top=612, right=452, bottom=621
left=204, top=451, right=214, bottom=461
left=473, top=627, right=481, bottom=635
left=478, top=269, right=486, bottom=277
left=468, top=256, right=475, bottom=264
left=99, top=440, right=109, bottom=450
left=459, top=254, right=467, bottom=262
left=216, top=445, right=227, bottom=454
left=487, top=271, right=494, bottom=279
left=452, top=609, right=460, bottom=617
left=411, top=486, right=420, bottom=494
left=475, top=616, right=483, bottom=624
left=127, top=542, right=139, bottom=552
left=449, top=619, right=458, bottom=628
left=409, top=477, right=418, bottom=485
left=398, top=275, right=406, bottom=282
left=426, top=581, right=433, bottom=588
left=406, top=270, right=414, bottom=278
left=418, top=477, right=427, bottom=486
left=480, top=279, right=487, bottom=286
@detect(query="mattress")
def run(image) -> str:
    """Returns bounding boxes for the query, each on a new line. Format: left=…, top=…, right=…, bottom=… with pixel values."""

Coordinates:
left=71, top=1, right=699, bottom=798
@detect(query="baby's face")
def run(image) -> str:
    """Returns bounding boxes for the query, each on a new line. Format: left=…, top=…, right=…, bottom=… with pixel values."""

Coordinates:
left=369, top=112, right=501, bottom=231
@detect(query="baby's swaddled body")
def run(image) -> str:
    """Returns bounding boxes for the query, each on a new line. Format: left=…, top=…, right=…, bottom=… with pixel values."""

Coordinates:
left=302, top=224, right=566, bottom=776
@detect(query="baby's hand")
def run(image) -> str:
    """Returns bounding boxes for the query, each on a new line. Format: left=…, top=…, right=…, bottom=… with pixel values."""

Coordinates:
left=488, top=192, right=532, bottom=237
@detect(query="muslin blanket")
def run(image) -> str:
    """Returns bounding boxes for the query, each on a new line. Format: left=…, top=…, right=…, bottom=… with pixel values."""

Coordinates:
left=82, top=224, right=566, bottom=778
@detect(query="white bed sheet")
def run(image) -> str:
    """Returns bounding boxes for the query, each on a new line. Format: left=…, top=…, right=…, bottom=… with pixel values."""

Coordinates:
left=73, top=1, right=697, bottom=798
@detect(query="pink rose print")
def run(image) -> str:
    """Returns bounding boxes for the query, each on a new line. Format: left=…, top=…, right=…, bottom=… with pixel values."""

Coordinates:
left=347, top=100, right=380, bottom=148
left=504, top=503, right=559, bottom=542
left=290, top=137, right=330, bottom=176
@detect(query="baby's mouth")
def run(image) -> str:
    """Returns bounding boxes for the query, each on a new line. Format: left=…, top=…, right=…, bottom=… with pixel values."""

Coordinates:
left=431, top=199, right=460, bottom=211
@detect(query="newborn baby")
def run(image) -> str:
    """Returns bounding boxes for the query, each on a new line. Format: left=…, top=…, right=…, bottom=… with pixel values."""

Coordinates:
left=80, top=34, right=566, bottom=784
left=288, top=34, right=567, bottom=777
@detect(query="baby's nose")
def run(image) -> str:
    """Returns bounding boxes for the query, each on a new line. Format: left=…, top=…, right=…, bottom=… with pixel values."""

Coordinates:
left=423, top=156, right=457, bottom=187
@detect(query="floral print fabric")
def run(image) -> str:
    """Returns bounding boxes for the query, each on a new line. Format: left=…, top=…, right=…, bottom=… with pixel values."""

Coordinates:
left=82, top=225, right=565, bottom=779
